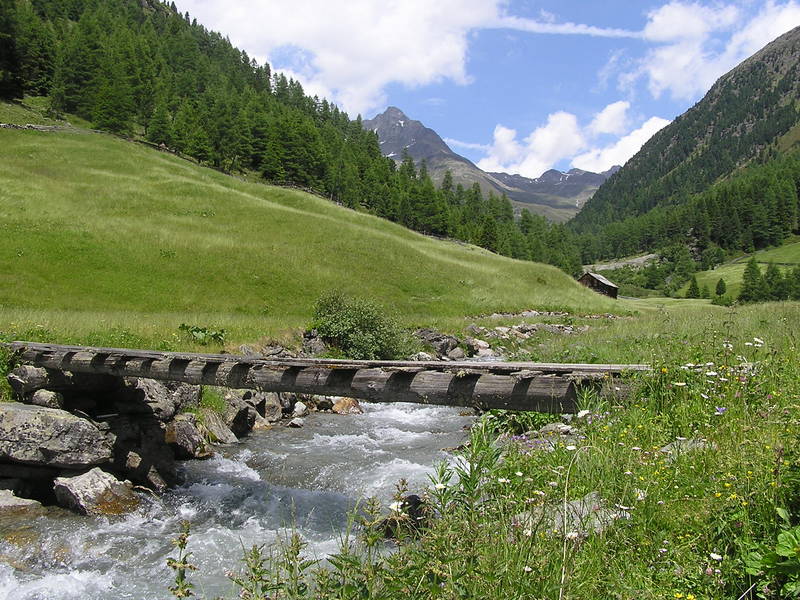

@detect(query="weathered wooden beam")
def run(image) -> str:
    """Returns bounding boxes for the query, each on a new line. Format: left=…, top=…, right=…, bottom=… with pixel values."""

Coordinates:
left=6, top=341, right=650, bottom=375
left=5, top=342, right=598, bottom=413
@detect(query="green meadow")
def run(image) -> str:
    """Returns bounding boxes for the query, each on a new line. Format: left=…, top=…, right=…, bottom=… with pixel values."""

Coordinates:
left=0, top=121, right=616, bottom=350
left=680, top=240, right=800, bottom=298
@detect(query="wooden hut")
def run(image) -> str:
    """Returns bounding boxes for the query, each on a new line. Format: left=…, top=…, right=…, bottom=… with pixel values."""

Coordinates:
left=578, top=272, right=619, bottom=299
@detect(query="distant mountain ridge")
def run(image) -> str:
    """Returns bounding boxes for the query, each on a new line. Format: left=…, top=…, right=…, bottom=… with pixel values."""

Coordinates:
left=363, top=107, right=617, bottom=221
left=571, top=24, right=800, bottom=235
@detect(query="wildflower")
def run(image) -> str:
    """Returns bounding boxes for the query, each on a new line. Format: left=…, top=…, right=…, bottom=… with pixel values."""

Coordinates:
left=659, top=548, right=668, bottom=554
left=624, top=471, right=633, bottom=476
left=631, top=446, right=642, bottom=451
left=635, top=488, right=647, bottom=501
left=532, top=490, right=546, bottom=496
left=389, top=501, right=403, bottom=513
left=548, top=481, right=559, bottom=487
left=434, top=483, right=446, bottom=490
left=565, top=531, right=580, bottom=540
left=706, top=371, right=718, bottom=377
left=710, top=552, right=723, bottom=561
left=515, top=471, right=523, bottom=477
left=754, top=337, right=764, bottom=345
left=700, top=393, right=709, bottom=399
left=661, top=367, right=668, bottom=374
left=723, top=342, right=733, bottom=350
left=523, top=529, right=533, bottom=537
left=523, top=566, right=532, bottom=573
left=745, top=342, right=753, bottom=347
left=565, top=445, right=577, bottom=451
left=714, top=406, right=727, bottom=416
left=497, top=477, right=510, bottom=484
left=673, top=382, right=687, bottom=387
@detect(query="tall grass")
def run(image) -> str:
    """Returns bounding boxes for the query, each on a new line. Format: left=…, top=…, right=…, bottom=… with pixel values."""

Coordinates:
left=168, top=303, right=800, bottom=598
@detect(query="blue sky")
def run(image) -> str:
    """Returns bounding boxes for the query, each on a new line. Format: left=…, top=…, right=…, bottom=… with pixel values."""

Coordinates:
left=177, top=1, right=800, bottom=176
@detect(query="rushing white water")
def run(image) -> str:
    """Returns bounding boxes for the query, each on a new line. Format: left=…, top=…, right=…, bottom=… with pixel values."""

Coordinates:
left=0, top=402, right=473, bottom=599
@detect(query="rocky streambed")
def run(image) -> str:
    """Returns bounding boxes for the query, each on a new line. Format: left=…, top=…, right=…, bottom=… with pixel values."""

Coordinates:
left=0, top=363, right=474, bottom=599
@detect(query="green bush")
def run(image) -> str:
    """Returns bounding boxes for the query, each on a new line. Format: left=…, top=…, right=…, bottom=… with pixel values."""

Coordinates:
left=311, top=291, right=413, bottom=360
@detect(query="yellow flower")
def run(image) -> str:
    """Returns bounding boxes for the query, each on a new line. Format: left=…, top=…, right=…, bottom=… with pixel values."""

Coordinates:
left=687, top=595, right=696, bottom=600
left=714, top=492, right=722, bottom=498
left=674, top=594, right=684, bottom=599
left=661, top=367, right=669, bottom=374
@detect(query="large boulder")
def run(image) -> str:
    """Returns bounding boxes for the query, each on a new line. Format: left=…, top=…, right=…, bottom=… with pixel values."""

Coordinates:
left=0, top=404, right=112, bottom=469
left=53, top=468, right=139, bottom=515
left=8, top=366, right=119, bottom=396
left=222, top=392, right=258, bottom=438
left=25, top=390, right=64, bottom=409
left=165, top=415, right=212, bottom=460
left=197, top=408, right=238, bottom=445
left=105, top=415, right=176, bottom=492
left=113, top=379, right=200, bottom=422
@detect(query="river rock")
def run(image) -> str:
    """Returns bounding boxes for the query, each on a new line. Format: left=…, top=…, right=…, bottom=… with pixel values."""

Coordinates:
left=288, top=417, right=305, bottom=428
left=165, top=415, right=212, bottom=460
left=53, top=468, right=139, bottom=515
left=223, top=393, right=257, bottom=438
left=313, top=396, right=335, bottom=411
left=332, top=397, right=363, bottom=415
left=27, top=389, right=64, bottom=409
left=410, top=352, right=435, bottom=362
left=415, top=328, right=460, bottom=357
left=0, top=403, right=112, bottom=469
left=446, top=347, right=466, bottom=360
left=301, top=329, right=327, bottom=356
left=261, top=393, right=283, bottom=422
left=0, top=489, right=45, bottom=517
left=292, top=401, right=309, bottom=418
left=105, top=415, right=176, bottom=492
left=113, top=379, right=200, bottom=422
left=197, top=408, right=239, bottom=445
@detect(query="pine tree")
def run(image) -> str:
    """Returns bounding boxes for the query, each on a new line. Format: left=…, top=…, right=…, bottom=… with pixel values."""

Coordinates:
left=146, top=97, right=172, bottom=146
left=0, top=0, right=23, bottom=99
left=715, top=278, right=726, bottom=296
left=686, top=275, right=700, bottom=299
left=700, top=284, right=710, bottom=299
left=738, top=258, right=765, bottom=303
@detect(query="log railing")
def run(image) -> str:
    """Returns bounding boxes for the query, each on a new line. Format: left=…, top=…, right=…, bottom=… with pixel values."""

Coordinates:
left=6, top=342, right=649, bottom=414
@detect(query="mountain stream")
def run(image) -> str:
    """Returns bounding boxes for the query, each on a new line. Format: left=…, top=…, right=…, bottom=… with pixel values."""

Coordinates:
left=0, top=402, right=474, bottom=599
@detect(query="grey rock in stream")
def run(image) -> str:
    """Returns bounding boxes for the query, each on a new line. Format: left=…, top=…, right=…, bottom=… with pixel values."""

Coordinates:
left=53, top=467, right=139, bottom=515
left=113, top=378, right=200, bottom=422
left=0, top=488, right=46, bottom=517
left=0, top=403, right=112, bottom=469
left=27, top=389, right=64, bottom=409
left=165, top=415, right=212, bottom=459
left=198, top=409, right=239, bottom=445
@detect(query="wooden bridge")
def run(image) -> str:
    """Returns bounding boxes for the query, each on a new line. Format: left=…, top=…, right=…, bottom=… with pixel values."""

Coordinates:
left=6, top=342, right=650, bottom=414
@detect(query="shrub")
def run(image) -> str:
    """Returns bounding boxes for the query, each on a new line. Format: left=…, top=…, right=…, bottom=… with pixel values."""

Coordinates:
left=311, top=291, right=413, bottom=360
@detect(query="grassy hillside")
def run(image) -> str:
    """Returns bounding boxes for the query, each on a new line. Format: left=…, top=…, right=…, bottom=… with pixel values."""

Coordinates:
left=680, top=240, right=800, bottom=298
left=0, top=120, right=618, bottom=348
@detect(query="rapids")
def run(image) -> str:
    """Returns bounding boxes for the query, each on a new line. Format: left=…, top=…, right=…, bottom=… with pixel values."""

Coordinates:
left=0, top=402, right=474, bottom=599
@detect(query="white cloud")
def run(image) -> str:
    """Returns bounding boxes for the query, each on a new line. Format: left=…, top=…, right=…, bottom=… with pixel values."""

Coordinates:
left=176, top=0, right=640, bottom=116
left=444, top=138, right=491, bottom=152
left=627, top=1, right=800, bottom=100
left=475, top=101, right=664, bottom=177
left=589, top=101, right=630, bottom=136
left=477, top=112, right=585, bottom=177
left=572, top=116, right=671, bottom=172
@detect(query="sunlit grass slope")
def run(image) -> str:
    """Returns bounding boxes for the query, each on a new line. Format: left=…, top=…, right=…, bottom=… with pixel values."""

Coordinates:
left=680, top=239, right=800, bottom=298
left=0, top=126, right=618, bottom=346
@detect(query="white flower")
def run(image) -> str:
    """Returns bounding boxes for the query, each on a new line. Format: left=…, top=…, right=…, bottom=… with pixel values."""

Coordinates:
left=515, top=471, right=523, bottom=477
left=635, top=488, right=647, bottom=501
left=745, top=342, right=753, bottom=346
left=631, top=446, right=642, bottom=451
left=565, top=531, right=580, bottom=540
left=522, top=528, right=533, bottom=537
left=577, top=409, right=591, bottom=419
left=497, top=477, right=510, bottom=484
left=434, top=483, right=446, bottom=490
left=705, top=371, right=717, bottom=377
left=710, top=552, right=723, bottom=561
left=548, top=481, right=559, bottom=487
left=673, top=382, right=687, bottom=387
left=389, top=501, right=403, bottom=513
left=701, top=393, right=709, bottom=399
left=623, top=471, right=633, bottom=476
left=753, top=337, right=764, bottom=345
left=523, top=566, right=533, bottom=573
left=566, top=445, right=577, bottom=451
left=532, top=490, right=546, bottom=496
